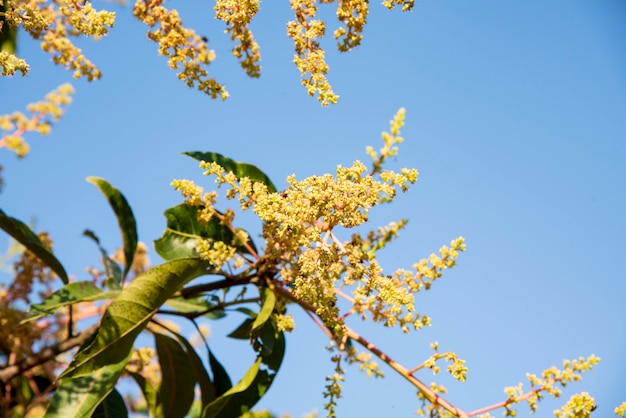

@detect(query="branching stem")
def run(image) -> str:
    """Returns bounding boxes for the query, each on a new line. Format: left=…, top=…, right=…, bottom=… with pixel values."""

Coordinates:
left=273, top=280, right=469, bottom=417
left=0, top=323, right=99, bottom=384
left=345, top=327, right=469, bottom=418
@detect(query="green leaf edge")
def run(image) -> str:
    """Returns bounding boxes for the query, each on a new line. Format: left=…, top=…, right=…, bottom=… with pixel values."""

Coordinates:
left=87, top=177, right=138, bottom=280
left=182, top=151, right=277, bottom=193
left=0, top=208, right=69, bottom=284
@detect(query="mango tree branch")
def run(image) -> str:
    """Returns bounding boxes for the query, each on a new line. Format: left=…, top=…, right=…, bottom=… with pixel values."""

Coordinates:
left=345, top=327, right=470, bottom=418
left=176, top=274, right=256, bottom=298
left=0, top=323, right=99, bottom=384
left=157, top=297, right=260, bottom=319
left=273, top=281, right=469, bottom=417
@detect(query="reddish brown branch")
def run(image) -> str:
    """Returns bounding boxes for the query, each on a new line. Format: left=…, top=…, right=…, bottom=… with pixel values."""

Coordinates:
left=0, top=323, right=99, bottom=384
left=345, top=327, right=469, bottom=418
left=274, top=281, right=469, bottom=417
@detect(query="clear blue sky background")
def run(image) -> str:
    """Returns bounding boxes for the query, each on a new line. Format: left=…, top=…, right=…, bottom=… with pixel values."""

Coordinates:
left=1, top=0, right=625, bottom=416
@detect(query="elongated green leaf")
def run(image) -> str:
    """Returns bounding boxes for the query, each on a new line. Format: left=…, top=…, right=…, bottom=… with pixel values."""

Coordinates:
left=0, top=208, right=68, bottom=284
left=45, top=349, right=132, bottom=418
left=202, top=358, right=262, bottom=418
left=59, top=258, right=212, bottom=380
left=165, top=296, right=225, bottom=319
left=164, top=296, right=211, bottom=313
left=154, top=333, right=196, bottom=418
left=154, top=204, right=256, bottom=261
left=183, top=151, right=277, bottom=193
left=208, top=348, right=232, bottom=397
left=128, top=372, right=162, bottom=418
left=87, top=177, right=138, bottom=280
left=202, top=325, right=285, bottom=418
left=227, top=318, right=254, bottom=340
left=167, top=329, right=216, bottom=407
left=203, top=319, right=285, bottom=418
left=235, top=307, right=258, bottom=318
left=92, top=388, right=129, bottom=418
left=24, top=281, right=118, bottom=322
left=252, top=287, right=276, bottom=332
left=84, top=229, right=123, bottom=290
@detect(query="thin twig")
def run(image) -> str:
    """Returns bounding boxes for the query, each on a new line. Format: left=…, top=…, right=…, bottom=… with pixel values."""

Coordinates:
left=345, top=326, right=469, bottom=418
left=157, top=297, right=260, bottom=319
left=176, top=275, right=255, bottom=298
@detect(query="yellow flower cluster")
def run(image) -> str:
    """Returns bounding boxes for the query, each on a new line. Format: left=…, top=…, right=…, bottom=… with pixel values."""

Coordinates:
left=0, top=83, right=74, bottom=158
left=346, top=237, right=463, bottom=334
left=2, top=0, right=413, bottom=104
left=503, top=355, right=600, bottom=416
left=170, top=179, right=245, bottom=269
left=0, top=50, right=29, bottom=76
left=553, top=392, right=596, bottom=418
left=366, top=107, right=406, bottom=176
left=382, top=0, right=415, bottom=12
left=616, top=402, right=626, bottom=417
left=324, top=352, right=345, bottom=417
left=287, top=0, right=337, bottom=105
left=197, top=239, right=241, bottom=269
left=2, top=0, right=114, bottom=79
left=417, top=341, right=467, bottom=382
left=174, top=110, right=458, bottom=339
left=284, top=0, right=412, bottom=104
left=334, top=0, right=368, bottom=52
left=214, top=0, right=261, bottom=78
left=172, top=112, right=478, bottom=415
left=345, top=346, right=383, bottom=378
left=133, top=0, right=228, bottom=100
left=170, top=178, right=218, bottom=209
left=528, top=355, right=600, bottom=400
left=273, top=312, right=295, bottom=332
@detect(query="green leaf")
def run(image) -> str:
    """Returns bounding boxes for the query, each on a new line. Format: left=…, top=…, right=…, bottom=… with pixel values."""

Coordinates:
left=257, top=321, right=277, bottom=361
left=58, top=258, right=212, bottom=381
left=128, top=372, right=162, bottom=418
left=45, top=350, right=132, bottom=418
left=84, top=229, right=123, bottom=290
left=154, top=333, right=196, bottom=418
left=0, top=1, right=17, bottom=55
left=208, top=348, right=232, bottom=397
left=0, top=208, right=68, bottom=284
left=201, top=358, right=262, bottom=418
left=92, top=388, right=129, bottom=418
left=227, top=318, right=254, bottom=340
left=164, top=296, right=225, bottom=319
left=154, top=204, right=256, bottom=261
left=87, top=177, right=138, bottom=280
left=234, top=307, right=258, bottom=318
left=183, top=151, right=277, bottom=193
left=252, top=287, right=276, bottom=332
left=25, top=281, right=119, bottom=322
left=167, top=329, right=217, bottom=407
left=202, top=325, right=285, bottom=418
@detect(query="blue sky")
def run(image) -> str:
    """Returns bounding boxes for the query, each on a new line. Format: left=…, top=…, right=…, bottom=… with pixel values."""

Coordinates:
left=1, top=0, right=625, bottom=416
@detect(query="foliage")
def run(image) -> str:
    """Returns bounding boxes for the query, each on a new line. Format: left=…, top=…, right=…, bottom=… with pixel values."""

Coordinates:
left=0, top=1, right=622, bottom=417
left=0, top=111, right=617, bottom=417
